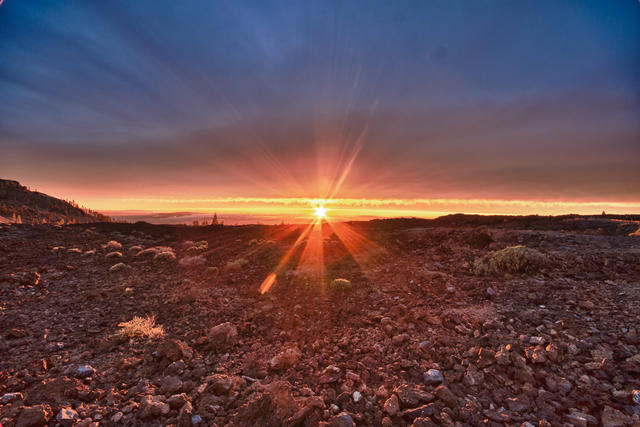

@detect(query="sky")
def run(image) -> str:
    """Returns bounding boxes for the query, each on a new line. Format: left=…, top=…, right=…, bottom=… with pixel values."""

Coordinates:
left=1, top=0, right=639, bottom=222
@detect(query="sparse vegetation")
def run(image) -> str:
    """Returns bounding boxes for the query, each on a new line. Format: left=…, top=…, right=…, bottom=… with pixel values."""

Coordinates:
left=154, top=251, right=176, bottom=262
left=136, top=246, right=173, bottom=257
left=105, top=251, right=123, bottom=259
left=136, top=247, right=159, bottom=257
left=109, top=262, right=131, bottom=273
left=226, top=258, right=249, bottom=271
left=115, top=315, right=164, bottom=340
left=329, top=278, right=352, bottom=291
left=179, top=255, right=207, bottom=266
left=186, top=240, right=209, bottom=253
left=105, top=240, right=122, bottom=249
left=473, top=245, right=548, bottom=275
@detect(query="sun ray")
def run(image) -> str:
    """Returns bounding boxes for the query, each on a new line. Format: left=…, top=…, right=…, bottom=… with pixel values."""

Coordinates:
left=259, top=221, right=315, bottom=294
left=326, top=221, right=387, bottom=280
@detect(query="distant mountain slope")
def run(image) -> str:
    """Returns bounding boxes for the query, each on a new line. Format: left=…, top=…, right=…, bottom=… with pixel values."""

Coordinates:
left=0, top=179, right=110, bottom=225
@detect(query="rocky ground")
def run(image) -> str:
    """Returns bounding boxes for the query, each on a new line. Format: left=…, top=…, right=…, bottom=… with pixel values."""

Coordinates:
left=1, top=215, right=639, bottom=426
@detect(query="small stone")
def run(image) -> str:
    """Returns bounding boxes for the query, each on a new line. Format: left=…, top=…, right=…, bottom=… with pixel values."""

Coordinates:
left=566, top=411, right=597, bottom=427
left=495, top=345, right=510, bottom=365
left=158, top=339, right=193, bottom=362
left=269, top=345, right=302, bottom=370
left=192, top=414, right=203, bottom=424
left=435, top=385, right=456, bottom=408
left=111, top=412, right=124, bottom=423
left=530, top=336, right=546, bottom=345
left=1, top=392, right=24, bottom=404
left=506, top=395, right=530, bottom=412
left=376, top=385, right=389, bottom=399
left=319, top=365, right=341, bottom=384
left=545, top=343, right=562, bottom=362
left=206, top=322, right=238, bottom=350
left=76, top=365, right=96, bottom=378
left=166, top=360, right=186, bottom=375
left=525, top=346, right=547, bottom=363
left=208, top=374, right=234, bottom=395
left=392, top=334, right=409, bottom=345
left=161, top=376, right=183, bottom=394
left=352, top=391, right=362, bottom=403
left=138, top=396, right=170, bottom=419
left=401, top=403, right=437, bottom=419
left=384, top=394, right=400, bottom=416
left=167, top=393, right=188, bottom=409
left=463, top=365, right=484, bottom=386
left=394, top=384, right=433, bottom=407
left=486, top=287, right=496, bottom=296
left=56, top=407, right=79, bottom=427
left=632, top=389, right=640, bottom=405
left=423, top=369, right=444, bottom=385
left=601, top=405, right=632, bottom=427
left=328, top=412, right=354, bottom=427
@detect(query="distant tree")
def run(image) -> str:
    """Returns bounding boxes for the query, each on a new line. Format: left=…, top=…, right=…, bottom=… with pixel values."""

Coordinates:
left=193, top=219, right=200, bottom=226
left=212, top=213, right=218, bottom=225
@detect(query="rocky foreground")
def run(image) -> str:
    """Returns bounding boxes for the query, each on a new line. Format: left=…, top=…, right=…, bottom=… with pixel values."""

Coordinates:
left=1, top=216, right=639, bottom=426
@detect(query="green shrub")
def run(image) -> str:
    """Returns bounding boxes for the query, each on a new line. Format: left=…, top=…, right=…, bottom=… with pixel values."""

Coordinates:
left=474, top=245, right=547, bottom=275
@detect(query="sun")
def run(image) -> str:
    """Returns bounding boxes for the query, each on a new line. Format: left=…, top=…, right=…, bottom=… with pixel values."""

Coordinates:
left=313, top=206, right=328, bottom=220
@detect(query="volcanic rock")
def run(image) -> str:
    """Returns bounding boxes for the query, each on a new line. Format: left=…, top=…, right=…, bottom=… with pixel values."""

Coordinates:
left=206, top=322, right=238, bottom=350
left=423, top=369, right=444, bottom=385
left=56, top=407, right=79, bottom=427
left=16, top=405, right=52, bottom=427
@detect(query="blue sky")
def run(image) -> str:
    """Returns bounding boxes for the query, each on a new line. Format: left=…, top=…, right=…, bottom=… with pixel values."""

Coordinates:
left=0, top=0, right=638, bottom=209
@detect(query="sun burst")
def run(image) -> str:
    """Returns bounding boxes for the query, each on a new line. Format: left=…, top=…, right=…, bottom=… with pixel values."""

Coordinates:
left=313, top=205, right=328, bottom=220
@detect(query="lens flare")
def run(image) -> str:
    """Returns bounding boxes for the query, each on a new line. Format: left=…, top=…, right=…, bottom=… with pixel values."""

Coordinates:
left=314, top=206, right=327, bottom=220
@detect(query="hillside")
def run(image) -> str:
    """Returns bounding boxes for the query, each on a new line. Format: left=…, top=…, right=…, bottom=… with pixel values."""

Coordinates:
left=0, top=179, right=110, bottom=225
left=1, top=215, right=639, bottom=425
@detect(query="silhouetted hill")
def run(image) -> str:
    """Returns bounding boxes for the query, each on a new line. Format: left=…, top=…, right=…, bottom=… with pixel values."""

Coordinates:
left=0, top=179, right=110, bottom=225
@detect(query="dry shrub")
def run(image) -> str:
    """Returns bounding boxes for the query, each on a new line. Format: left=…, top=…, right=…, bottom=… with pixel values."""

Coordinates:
left=329, top=278, right=352, bottom=292
left=226, top=258, right=249, bottom=271
left=136, top=247, right=160, bottom=257
left=105, top=251, right=123, bottom=259
left=186, top=240, right=209, bottom=254
left=109, top=262, right=131, bottom=273
left=116, top=315, right=164, bottom=340
left=106, top=240, right=122, bottom=249
left=154, top=251, right=176, bottom=262
left=179, top=255, right=207, bottom=267
left=474, top=245, right=547, bottom=275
